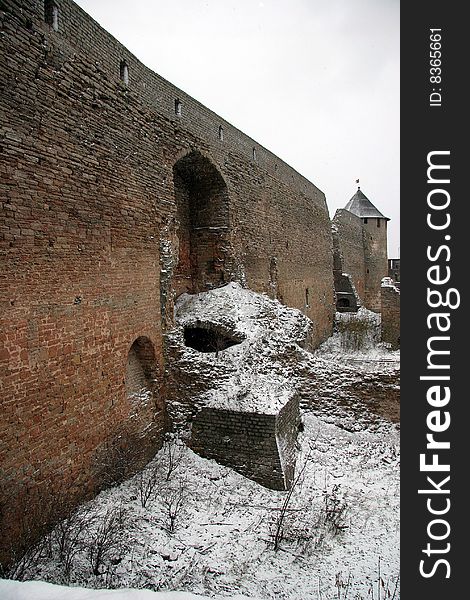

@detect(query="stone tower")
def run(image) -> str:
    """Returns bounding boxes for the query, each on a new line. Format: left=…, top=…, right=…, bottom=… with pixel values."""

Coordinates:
left=344, top=187, right=390, bottom=312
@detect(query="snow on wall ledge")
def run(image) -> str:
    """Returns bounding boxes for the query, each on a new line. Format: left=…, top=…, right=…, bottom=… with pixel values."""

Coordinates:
left=164, top=283, right=309, bottom=489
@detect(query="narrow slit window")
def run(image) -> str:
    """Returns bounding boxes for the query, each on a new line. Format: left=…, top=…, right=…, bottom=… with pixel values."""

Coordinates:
left=363, top=218, right=368, bottom=224
left=305, top=288, right=310, bottom=308
left=120, top=60, right=129, bottom=86
left=218, top=125, right=224, bottom=141
left=45, top=0, right=59, bottom=31
left=252, top=147, right=257, bottom=161
left=377, top=218, right=381, bottom=227
left=175, top=99, right=182, bottom=116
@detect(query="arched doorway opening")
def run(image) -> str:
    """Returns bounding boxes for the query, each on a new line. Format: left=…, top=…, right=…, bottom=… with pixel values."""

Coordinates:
left=173, top=151, right=230, bottom=296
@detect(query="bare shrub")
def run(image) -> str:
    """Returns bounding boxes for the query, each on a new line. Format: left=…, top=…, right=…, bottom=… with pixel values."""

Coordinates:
left=47, top=504, right=97, bottom=582
left=3, top=494, right=127, bottom=584
left=133, top=435, right=186, bottom=508
left=93, top=432, right=145, bottom=491
left=87, top=505, right=128, bottom=576
left=161, top=481, right=189, bottom=533
left=369, top=557, right=400, bottom=600
left=1, top=532, right=46, bottom=581
left=162, top=435, right=186, bottom=482
left=0, top=483, right=63, bottom=580
left=331, top=564, right=399, bottom=600
left=268, top=477, right=349, bottom=553
left=335, top=571, right=353, bottom=600
left=136, top=466, right=161, bottom=509
left=271, top=455, right=310, bottom=552
left=322, top=484, right=349, bottom=535
left=10, top=502, right=130, bottom=584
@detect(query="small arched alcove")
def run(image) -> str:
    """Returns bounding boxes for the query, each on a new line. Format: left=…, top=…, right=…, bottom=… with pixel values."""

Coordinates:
left=99, top=337, right=166, bottom=487
left=125, top=336, right=158, bottom=403
left=173, top=151, right=231, bottom=296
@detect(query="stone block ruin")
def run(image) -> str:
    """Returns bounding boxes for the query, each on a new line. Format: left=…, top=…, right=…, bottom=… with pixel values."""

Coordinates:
left=191, top=395, right=299, bottom=491
left=164, top=283, right=312, bottom=490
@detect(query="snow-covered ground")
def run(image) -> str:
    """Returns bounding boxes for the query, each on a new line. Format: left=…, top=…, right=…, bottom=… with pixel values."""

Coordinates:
left=0, top=579, right=258, bottom=600
left=2, top=285, right=399, bottom=599
left=3, top=412, right=399, bottom=599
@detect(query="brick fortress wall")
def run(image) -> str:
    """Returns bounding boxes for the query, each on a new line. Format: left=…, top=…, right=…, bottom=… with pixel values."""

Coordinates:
left=381, top=285, right=400, bottom=349
left=0, top=0, right=334, bottom=560
left=332, top=209, right=388, bottom=313
left=332, top=209, right=366, bottom=302
left=362, top=218, right=388, bottom=312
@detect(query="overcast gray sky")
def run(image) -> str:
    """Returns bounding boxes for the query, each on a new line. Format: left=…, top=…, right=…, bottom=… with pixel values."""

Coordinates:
left=75, top=0, right=400, bottom=257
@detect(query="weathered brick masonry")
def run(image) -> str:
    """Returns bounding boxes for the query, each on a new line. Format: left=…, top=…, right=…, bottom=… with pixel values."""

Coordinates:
left=0, top=0, right=334, bottom=559
left=332, top=204, right=389, bottom=313
left=190, top=394, right=300, bottom=491
left=362, top=218, right=388, bottom=312
left=381, top=284, right=400, bottom=349
left=332, top=209, right=366, bottom=302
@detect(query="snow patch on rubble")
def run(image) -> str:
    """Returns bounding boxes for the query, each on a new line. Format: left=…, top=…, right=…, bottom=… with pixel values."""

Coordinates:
left=175, top=282, right=312, bottom=349
left=167, top=283, right=312, bottom=415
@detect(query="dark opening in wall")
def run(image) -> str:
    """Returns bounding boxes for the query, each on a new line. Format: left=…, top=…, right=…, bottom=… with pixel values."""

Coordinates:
left=184, top=325, right=244, bottom=353
left=44, top=0, right=59, bottom=31
left=218, top=125, right=224, bottom=141
left=252, top=147, right=257, bottom=161
left=305, top=288, right=310, bottom=307
left=173, top=150, right=231, bottom=295
left=363, top=218, right=368, bottom=224
left=120, top=60, right=129, bottom=85
left=377, top=218, right=381, bottom=227
left=338, top=298, right=351, bottom=308
left=175, top=99, right=182, bottom=116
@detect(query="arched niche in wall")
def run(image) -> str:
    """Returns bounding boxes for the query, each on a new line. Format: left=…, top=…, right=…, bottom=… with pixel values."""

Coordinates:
left=97, top=336, right=165, bottom=487
left=125, top=336, right=159, bottom=406
left=172, top=151, right=230, bottom=296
